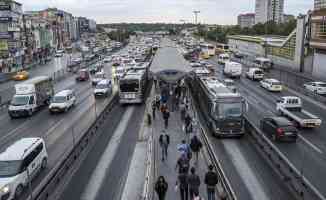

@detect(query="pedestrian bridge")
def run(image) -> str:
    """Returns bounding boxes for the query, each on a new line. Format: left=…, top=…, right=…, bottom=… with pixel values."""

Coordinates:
left=151, top=38, right=192, bottom=83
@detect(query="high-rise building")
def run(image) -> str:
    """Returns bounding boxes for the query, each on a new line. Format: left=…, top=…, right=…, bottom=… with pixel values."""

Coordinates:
left=238, top=13, right=255, bottom=28
left=255, top=0, right=284, bottom=24
left=314, top=0, right=326, bottom=10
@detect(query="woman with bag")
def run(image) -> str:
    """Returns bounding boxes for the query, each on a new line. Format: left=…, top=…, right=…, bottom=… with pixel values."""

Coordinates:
left=176, top=168, right=189, bottom=200
left=155, top=176, right=168, bottom=200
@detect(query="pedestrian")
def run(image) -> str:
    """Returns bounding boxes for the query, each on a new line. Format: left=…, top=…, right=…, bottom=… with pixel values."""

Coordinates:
left=180, top=101, right=186, bottom=122
left=204, top=165, right=219, bottom=200
left=188, top=167, right=201, bottom=200
left=190, top=135, right=203, bottom=164
left=176, top=152, right=190, bottom=174
left=152, top=99, right=157, bottom=120
left=159, top=130, right=170, bottom=161
left=163, top=109, right=170, bottom=129
left=155, top=176, right=168, bottom=200
left=160, top=103, right=168, bottom=115
left=176, top=168, right=189, bottom=200
left=184, top=113, right=193, bottom=138
left=154, top=77, right=158, bottom=89
left=155, top=95, right=161, bottom=110
left=177, top=140, right=191, bottom=157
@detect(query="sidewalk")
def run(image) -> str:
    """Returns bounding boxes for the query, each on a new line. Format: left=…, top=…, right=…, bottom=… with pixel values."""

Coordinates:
left=152, top=90, right=214, bottom=200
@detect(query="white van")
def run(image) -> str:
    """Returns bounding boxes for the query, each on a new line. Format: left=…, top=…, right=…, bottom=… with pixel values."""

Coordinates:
left=218, top=54, right=230, bottom=65
left=0, top=138, right=48, bottom=200
left=94, top=79, right=112, bottom=98
left=223, top=61, right=242, bottom=78
left=49, top=89, right=76, bottom=113
left=253, top=57, right=272, bottom=70
left=246, top=68, right=264, bottom=81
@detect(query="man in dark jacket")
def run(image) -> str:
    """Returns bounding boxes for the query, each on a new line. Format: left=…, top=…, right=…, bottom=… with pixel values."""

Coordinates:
left=155, top=176, right=168, bottom=200
left=204, top=165, right=219, bottom=200
left=162, top=109, right=170, bottom=129
left=176, top=168, right=189, bottom=200
left=188, top=167, right=201, bottom=199
left=159, top=130, right=170, bottom=161
left=184, top=113, right=192, bottom=134
left=190, top=135, right=203, bottom=163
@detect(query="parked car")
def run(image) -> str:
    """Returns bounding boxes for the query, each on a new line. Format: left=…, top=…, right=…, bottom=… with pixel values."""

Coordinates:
left=303, top=81, right=326, bottom=95
left=76, top=69, right=90, bottom=81
left=245, top=68, right=264, bottom=81
left=0, top=138, right=47, bottom=200
left=260, top=78, right=283, bottom=92
left=94, top=79, right=112, bottom=98
left=260, top=117, right=298, bottom=142
left=49, top=89, right=76, bottom=113
left=12, top=71, right=29, bottom=81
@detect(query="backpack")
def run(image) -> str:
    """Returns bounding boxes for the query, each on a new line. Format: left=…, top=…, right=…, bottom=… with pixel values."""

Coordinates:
left=190, top=137, right=202, bottom=152
left=178, top=157, right=189, bottom=173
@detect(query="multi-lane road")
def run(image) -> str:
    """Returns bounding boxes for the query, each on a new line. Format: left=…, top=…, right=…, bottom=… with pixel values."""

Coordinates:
left=207, top=56, right=326, bottom=198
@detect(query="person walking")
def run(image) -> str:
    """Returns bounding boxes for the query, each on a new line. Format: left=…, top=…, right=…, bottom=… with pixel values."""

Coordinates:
left=177, top=140, right=191, bottom=160
left=190, top=135, right=203, bottom=164
left=163, top=109, right=170, bottom=129
left=159, top=130, right=170, bottom=161
left=152, top=99, right=157, bottom=120
left=188, top=167, right=201, bottom=200
left=176, top=168, right=189, bottom=200
left=155, top=176, right=168, bottom=200
left=204, top=165, right=219, bottom=200
left=176, top=152, right=190, bottom=174
left=180, top=101, right=186, bottom=122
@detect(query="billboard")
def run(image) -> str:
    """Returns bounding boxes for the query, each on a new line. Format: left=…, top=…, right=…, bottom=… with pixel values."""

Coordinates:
left=0, top=40, right=8, bottom=51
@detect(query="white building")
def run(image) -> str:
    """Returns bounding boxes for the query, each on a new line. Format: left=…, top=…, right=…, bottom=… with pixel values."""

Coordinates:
left=255, top=0, right=284, bottom=24
left=88, top=19, right=97, bottom=32
left=238, top=13, right=255, bottom=28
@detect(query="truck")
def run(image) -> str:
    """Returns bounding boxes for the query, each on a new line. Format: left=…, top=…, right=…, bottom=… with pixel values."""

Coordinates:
left=276, top=96, right=322, bottom=128
left=223, top=61, right=242, bottom=78
left=8, top=76, right=54, bottom=118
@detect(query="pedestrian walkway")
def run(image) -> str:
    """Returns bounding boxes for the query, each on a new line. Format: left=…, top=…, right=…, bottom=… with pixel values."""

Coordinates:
left=151, top=86, right=218, bottom=200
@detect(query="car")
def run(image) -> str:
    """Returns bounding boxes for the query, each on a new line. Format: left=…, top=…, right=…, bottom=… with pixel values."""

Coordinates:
left=260, top=78, right=283, bottom=92
left=94, top=79, right=112, bottom=98
left=49, top=89, right=76, bottom=113
left=260, top=117, right=298, bottom=142
left=91, top=71, right=106, bottom=86
left=245, top=68, right=264, bottom=81
left=12, top=71, right=29, bottom=81
left=0, top=138, right=47, bottom=200
left=303, top=81, right=326, bottom=95
left=103, top=56, right=112, bottom=63
left=76, top=69, right=90, bottom=81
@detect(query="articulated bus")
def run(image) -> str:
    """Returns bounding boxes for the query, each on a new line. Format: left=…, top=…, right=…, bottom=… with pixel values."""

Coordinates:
left=215, top=43, right=230, bottom=55
left=200, top=43, right=215, bottom=59
left=118, top=69, right=148, bottom=104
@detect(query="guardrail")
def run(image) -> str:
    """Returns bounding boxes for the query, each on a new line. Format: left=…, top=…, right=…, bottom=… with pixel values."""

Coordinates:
left=32, top=94, right=119, bottom=200
left=245, top=117, right=326, bottom=200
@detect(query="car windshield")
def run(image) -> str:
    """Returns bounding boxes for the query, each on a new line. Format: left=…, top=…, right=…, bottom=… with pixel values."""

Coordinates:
left=52, top=96, right=66, bottom=103
left=96, top=84, right=108, bottom=89
left=0, top=161, right=22, bottom=177
left=120, top=80, right=139, bottom=92
left=217, top=102, right=243, bottom=118
left=11, top=95, right=30, bottom=106
left=94, top=74, right=104, bottom=78
left=317, top=83, right=326, bottom=87
left=255, top=70, right=263, bottom=74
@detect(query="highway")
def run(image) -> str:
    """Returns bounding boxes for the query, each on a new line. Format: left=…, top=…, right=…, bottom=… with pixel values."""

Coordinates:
left=207, top=56, right=326, bottom=198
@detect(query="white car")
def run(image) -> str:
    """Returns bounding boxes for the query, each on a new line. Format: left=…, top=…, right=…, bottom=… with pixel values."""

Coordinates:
left=49, top=90, right=76, bottom=113
left=94, top=79, right=112, bottom=98
left=260, top=78, right=283, bottom=92
left=303, top=81, right=326, bottom=95
left=246, top=68, right=264, bottom=81
left=91, top=72, right=106, bottom=86
left=0, top=138, right=47, bottom=200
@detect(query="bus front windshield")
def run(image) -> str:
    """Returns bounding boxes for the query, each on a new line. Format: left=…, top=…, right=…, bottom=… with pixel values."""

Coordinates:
left=120, top=80, right=139, bottom=92
left=216, top=102, right=243, bottom=118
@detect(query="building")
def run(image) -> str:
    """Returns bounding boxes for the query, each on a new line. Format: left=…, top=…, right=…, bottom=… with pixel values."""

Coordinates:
left=0, top=0, right=24, bottom=72
left=309, top=0, right=326, bottom=79
left=88, top=19, right=96, bottom=32
left=228, top=15, right=307, bottom=71
left=255, top=0, right=284, bottom=24
left=238, top=13, right=255, bottom=28
left=283, top=14, right=295, bottom=23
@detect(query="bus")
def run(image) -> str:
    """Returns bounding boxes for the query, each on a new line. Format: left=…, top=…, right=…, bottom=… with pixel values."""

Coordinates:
left=188, top=75, right=247, bottom=137
left=215, top=43, right=230, bottom=55
left=200, top=43, right=215, bottom=59
left=118, top=69, right=148, bottom=104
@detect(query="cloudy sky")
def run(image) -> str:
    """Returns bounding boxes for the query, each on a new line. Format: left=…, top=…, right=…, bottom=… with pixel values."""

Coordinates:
left=20, top=0, right=313, bottom=24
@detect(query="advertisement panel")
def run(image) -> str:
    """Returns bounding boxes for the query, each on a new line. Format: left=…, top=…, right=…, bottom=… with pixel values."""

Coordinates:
left=0, top=40, right=8, bottom=51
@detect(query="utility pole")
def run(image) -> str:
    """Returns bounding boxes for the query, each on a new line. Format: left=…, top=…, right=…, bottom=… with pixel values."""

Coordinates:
left=193, top=10, right=200, bottom=25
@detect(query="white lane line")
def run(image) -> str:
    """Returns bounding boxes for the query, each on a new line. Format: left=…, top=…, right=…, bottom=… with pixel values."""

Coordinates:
left=298, top=134, right=323, bottom=154
left=223, top=140, right=271, bottom=200
left=81, top=106, right=135, bottom=200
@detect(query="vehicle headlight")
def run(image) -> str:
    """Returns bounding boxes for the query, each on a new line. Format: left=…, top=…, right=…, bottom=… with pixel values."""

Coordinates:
left=1, top=185, right=10, bottom=194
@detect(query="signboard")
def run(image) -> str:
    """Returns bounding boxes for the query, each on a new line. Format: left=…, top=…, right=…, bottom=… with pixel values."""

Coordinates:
left=0, top=5, right=10, bottom=11
left=0, top=40, right=8, bottom=51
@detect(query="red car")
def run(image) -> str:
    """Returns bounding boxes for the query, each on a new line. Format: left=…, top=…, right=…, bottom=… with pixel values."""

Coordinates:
left=76, top=69, right=90, bottom=81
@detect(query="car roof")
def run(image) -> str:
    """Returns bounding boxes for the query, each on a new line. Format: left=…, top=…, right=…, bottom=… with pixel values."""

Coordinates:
left=312, top=81, right=326, bottom=84
left=98, top=79, right=111, bottom=84
left=270, top=117, right=292, bottom=126
left=95, top=71, right=105, bottom=75
left=265, top=78, right=280, bottom=83
left=55, top=90, right=73, bottom=96
left=0, top=138, right=43, bottom=161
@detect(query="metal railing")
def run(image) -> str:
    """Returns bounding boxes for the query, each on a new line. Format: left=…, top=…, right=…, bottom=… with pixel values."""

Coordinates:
left=245, top=117, right=326, bottom=200
left=32, top=94, right=119, bottom=200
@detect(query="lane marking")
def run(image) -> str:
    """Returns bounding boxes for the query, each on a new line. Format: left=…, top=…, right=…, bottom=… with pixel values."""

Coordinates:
left=298, top=134, right=323, bottom=154
left=81, top=106, right=135, bottom=200
left=223, top=140, right=271, bottom=200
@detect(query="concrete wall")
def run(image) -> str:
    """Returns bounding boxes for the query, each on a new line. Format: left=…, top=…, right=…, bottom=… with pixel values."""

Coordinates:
left=312, top=52, right=326, bottom=80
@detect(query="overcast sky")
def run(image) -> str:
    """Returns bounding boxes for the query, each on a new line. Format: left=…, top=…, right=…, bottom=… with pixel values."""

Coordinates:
left=20, top=0, right=313, bottom=24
